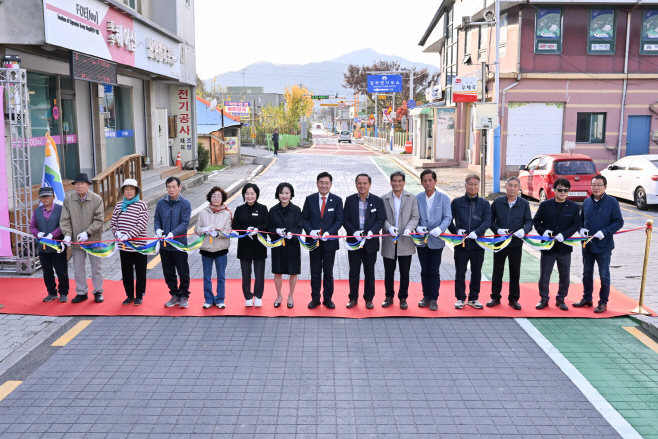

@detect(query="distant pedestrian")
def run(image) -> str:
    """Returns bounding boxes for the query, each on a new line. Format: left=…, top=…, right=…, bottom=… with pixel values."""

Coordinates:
left=573, top=175, right=624, bottom=313
left=30, top=187, right=69, bottom=302
left=196, top=186, right=232, bottom=309
left=232, top=183, right=269, bottom=307
left=111, top=179, right=149, bottom=306
left=154, top=176, right=192, bottom=309
left=60, top=173, right=105, bottom=304
left=272, top=128, right=279, bottom=156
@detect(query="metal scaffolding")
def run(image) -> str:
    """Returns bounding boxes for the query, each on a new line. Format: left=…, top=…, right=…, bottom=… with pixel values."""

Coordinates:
left=1, top=68, right=39, bottom=273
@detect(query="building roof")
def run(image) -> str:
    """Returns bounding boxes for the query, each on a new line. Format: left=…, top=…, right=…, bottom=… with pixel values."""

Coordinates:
left=196, top=96, right=242, bottom=135
left=418, top=0, right=450, bottom=46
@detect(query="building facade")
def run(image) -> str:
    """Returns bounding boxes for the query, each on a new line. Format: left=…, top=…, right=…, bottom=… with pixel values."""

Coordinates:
left=0, top=0, right=197, bottom=187
left=419, top=0, right=658, bottom=176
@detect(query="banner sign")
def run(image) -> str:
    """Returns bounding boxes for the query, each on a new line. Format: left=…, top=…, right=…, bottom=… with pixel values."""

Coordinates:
left=0, top=88, right=11, bottom=257
left=367, top=75, right=403, bottom=93
left=452, top=77, right=478, bottom=102
left=225, top=137, right=238, bottom=154
left=536, top=9, right=561, bottom=39
left=224, top=103, right=250, bottom=117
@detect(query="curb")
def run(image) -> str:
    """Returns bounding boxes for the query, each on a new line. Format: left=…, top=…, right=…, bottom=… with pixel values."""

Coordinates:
left=628, top=315, right=658, bottom=339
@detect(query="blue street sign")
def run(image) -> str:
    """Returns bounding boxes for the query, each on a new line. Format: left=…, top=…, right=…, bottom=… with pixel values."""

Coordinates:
left=367, top=75, right=403, bottom=93
left=407, top=99, right=416, bottom=109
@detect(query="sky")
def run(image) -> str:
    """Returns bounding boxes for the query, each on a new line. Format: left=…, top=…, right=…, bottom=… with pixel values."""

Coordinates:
left=194, top=0, right=440, bottom=79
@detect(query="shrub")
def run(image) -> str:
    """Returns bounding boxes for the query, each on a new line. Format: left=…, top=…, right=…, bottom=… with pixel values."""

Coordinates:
left=197, top=141, right=210, bottom=171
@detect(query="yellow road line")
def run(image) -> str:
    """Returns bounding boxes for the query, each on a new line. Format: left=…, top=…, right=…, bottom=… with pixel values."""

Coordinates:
left=620, top=206, right=655, bottom=218
left=0, top=381, right=22, bottom=402
left=623, top=327, right=658, bottom=355
left=51, top=320, right=93, bottom=347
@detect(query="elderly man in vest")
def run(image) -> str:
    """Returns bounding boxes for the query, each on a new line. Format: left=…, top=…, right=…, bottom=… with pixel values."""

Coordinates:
left=60, top=173, right=105, bottom=303
left=30, top=187, right=69, bottom=302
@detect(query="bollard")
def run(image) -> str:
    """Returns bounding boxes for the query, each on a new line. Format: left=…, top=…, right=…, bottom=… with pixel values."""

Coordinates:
left=630, top=219, right=653, bottom=315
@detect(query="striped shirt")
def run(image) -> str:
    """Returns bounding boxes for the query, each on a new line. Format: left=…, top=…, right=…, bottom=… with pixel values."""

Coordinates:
left=110, top=200, right=149, bottom=252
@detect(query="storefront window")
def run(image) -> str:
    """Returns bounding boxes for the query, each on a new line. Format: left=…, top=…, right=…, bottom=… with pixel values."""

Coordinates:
left=103, top=85, right=135, bottom=165
left=27, top=72, right=59, bottom=186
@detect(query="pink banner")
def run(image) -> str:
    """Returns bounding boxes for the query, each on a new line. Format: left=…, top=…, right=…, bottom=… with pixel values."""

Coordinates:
left=29, top=134, right=77, bottom=147
left=0, top=87, right=13, bottom=256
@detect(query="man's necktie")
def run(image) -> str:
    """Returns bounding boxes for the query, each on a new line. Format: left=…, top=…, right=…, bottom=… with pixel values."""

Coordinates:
left=320, top=196, right=326, bottom=219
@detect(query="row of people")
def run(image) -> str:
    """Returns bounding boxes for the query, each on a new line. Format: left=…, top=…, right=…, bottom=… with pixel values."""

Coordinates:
left=31, top=169, right=623, bottom=313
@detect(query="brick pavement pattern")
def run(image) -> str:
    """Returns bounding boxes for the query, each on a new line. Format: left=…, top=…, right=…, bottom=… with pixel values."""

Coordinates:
left=0, top=316, right=622, bottom=438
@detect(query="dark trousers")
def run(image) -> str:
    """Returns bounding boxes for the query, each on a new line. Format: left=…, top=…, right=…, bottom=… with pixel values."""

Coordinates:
left=417, top=246, right=443, bottom=301
left=310, top=245, right=336, bottom=303
left=273, top=143, right=279, bottom=155
left=240, top=258, right=265, bottom=300
left=348, top=248, right=377, bottom=302
left=582, top=247, right=612, bottom=305
left=120, top=251, right=147, bottom=299
left=491, top=245, right=523, bottom=302
left=538, top=251, right=571, bottom=302
left=454, top=246, right=485, bottom=301
left=39, top=251, right=69, bottom=296
left=383, top=247, right=412, bottom=300
left=160, top=250, right=190, bottom=298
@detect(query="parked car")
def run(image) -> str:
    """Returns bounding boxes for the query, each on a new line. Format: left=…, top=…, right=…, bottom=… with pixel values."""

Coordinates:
left=338, top=131, right=352, bottom=143
left=600, top=155, right=658, bottom=210
left=518, top=154, right=599, bottom=202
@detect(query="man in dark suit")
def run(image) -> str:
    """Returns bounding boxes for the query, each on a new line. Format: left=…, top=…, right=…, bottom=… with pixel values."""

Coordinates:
left=302, top=171, right=344, bottom=309
left=532, top=178, right=581, bottom=311
left=344, top=174, right=386, bottom=309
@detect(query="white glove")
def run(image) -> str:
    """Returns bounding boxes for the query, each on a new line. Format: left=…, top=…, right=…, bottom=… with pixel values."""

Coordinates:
left=580, top=228, right=589, bottom=237
left=197, top=226, right=209, bottom=234
left=250, top=227, right=259, bottom=237
left=209, top=230, right=218, bottom=237
left=155, top=229, right=163, bottom=238
left=276, top=228, right=286, bottom=237
left=555, top=233, right=564, bottom=243
left=498, top=229, right=510, bottom=236
left=120, top=233, right=129, bottom=241
left=416, top=226, right=428, bottom=234
left=593, top=230, right=604, bottom=240
left=457, top=229, right=466, bottom=236
left=77, top=231, right=88, bottom=242
left=321, top=231, right=330, bottom=241
left=166, top=232, right=174, bottom=239
left=468, top=232, right=478, bottom=240
left=310, top=230, right=320, bottom=238
left=543, top=230, right=553, bottom=237
left=45, top=233, right=53, bottom=240
left=430, top=227, right=442, bottom=238
left=366, top=231, right=374, bottom=240
left=403, top=229, right=411, bottom=237
left=388, top=226, right=398, bottom=236
left=114, top=231, right=122, bottom=239
left=353, top=230, right=363, bottom=237
left=513, top=229, right=525, bottom=239
left=37, top=232, right=45, bottom=239
left=286, top=232, right=293, bottom=239
left=63, top=236, right=72, bottom=246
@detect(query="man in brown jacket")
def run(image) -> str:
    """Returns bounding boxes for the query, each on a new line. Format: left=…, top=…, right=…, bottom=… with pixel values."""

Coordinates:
left=381, top=171, right=420, bottom=310
left=60, top=173, right=105, bottom=303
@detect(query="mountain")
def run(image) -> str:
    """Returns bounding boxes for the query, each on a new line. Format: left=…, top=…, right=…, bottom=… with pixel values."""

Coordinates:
left=203, top=49, right=439, bottom=96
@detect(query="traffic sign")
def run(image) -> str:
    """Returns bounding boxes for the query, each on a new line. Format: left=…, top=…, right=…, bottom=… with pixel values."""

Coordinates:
left=311, top=95, right=329, bottom=100
left=367, top=75, right=403, bottom=93
left=339, top=101, right=346, bottom=108
left=251, top=126, right=256, bottom=139
left=320, top=103, right=338, bottom=107
left=407, top=100, right=416, bottom=109
left=378, top=95, right=387, bottom=100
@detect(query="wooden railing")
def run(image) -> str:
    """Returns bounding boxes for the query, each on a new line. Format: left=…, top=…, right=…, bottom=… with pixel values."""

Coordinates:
left=92, top=154, right=142, bottom=221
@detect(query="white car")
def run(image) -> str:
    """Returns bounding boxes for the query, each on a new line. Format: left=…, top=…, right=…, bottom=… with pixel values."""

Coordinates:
left=338, top=131, right=352, bottom=143
left=601, top=154, right=658, bottom=210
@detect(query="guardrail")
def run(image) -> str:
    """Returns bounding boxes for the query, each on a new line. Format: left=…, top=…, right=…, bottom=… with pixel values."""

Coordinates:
left=91, top=153, right=142, bottom=221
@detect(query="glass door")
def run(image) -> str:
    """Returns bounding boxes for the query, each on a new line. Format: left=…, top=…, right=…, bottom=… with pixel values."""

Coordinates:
left=103, top=85, right=135, bottom=165
left=60, top=98, right=80, bottom=179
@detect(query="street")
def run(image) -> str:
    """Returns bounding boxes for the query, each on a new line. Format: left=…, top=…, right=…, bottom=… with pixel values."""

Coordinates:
left=0, top=130, right=656, bottom=438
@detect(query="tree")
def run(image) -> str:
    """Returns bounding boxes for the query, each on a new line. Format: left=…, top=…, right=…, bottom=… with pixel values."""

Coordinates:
left=196, top=74, right=207, bottom=97
left=284, top=84, right=314, bottom=122
left=342, top=61, right=440, bottom=107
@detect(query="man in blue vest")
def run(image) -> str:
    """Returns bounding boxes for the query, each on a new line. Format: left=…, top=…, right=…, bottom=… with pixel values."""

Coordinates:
left=30, top=187, right=69, bottom=302
left=573, top=175, right=624, bottom=313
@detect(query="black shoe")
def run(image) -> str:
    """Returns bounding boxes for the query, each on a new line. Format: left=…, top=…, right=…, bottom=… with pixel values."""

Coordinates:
left=72, top=294, right=88, bottom=303
left=94, top=292, right=104, bottom=303
left=346, top=300, right=358, bottom=309
left=287, top=299, right=294, bottom=309
left=43, top=294, right=58, bottom=302
left=323, top=301, right=335, bottom=309
left=418, top=298, right=430, bottom=308
left=382, top=297, right=394, bottom=308
left=509, top=301, right=522, bottom=310
left=594, top=304, right=607, bottom=313
left=536, top=301, right=549, bottom=310
left=308, top=300, right=320, bottom=309
left=365, top=301, right=374, bottom=309
left=486, top=299, right=501, bottom=307
left=429, top=300, right=438, bottom=311
left=123, top=297, right=135, bottom=305
left=59, top=295, right=68, bottom=303
left=274, top=298, right=282, bottom=308
left=399, top=299, right=408, bottom=310
left=134, top=298, right=143, bottom=306
left=556, top=301, right=568, bottom=311
left=573, top=299, right=593, bottom=308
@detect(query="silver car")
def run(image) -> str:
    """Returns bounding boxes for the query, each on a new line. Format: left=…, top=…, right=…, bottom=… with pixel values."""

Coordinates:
left=338, top=131, right=352, bottom=143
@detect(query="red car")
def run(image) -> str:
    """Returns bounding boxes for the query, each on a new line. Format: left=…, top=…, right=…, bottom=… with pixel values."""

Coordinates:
left=518, top=154, right=599, bottom=202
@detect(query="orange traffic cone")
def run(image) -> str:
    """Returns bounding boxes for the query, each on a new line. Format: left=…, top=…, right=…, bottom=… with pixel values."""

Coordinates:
left=174, top=151, right=182, bottom=170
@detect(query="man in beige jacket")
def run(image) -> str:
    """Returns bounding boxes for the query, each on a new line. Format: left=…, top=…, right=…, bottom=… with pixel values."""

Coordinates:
left=381, top=171, right=420, bottom=310
left=60, top=173, right=105, bottom=303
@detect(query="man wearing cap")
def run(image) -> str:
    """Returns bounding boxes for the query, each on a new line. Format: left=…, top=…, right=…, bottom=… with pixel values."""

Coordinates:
left=60, top=173, right=105, bottom=303
left=30, top=187, right=69, bottom=302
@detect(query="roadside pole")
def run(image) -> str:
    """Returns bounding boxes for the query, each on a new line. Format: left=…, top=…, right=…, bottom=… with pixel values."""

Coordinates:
left=493, top=0, right=501, bottom=193
left=375, top=93, right=378, bottom=138
left=391, top=92, right=395, bottom=151
left=480, top=61, right=487, bottom=197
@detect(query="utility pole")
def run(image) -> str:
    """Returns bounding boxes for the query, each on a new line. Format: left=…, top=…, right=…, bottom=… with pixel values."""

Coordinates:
left=375, top=93, right=378, bottom=138
left=493, top=0, right=501, bottom=193
left=480, top=61, right=487, bottom=198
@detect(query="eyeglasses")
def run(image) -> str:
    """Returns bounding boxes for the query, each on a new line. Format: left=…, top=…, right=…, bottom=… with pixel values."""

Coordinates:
left=555, top=188, right=569, bottom=193
left=591, top=184, right=605, bottom=188
left=211, top=194, right=223, bottom=199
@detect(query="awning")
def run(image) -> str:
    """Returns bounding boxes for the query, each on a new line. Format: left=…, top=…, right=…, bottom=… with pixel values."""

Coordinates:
left=196, top=96, right=242, bottom=135
left=409, top=102, right=444, bottom=116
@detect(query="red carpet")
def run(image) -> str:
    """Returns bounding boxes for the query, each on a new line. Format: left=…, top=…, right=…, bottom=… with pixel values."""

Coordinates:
left=0, top=279, right=651, bottom=318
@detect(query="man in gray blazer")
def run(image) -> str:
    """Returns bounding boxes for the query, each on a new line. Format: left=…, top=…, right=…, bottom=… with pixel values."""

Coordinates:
left=416, top=169, right=453, bottom=311
left=381, top=171, right=420, bottom=310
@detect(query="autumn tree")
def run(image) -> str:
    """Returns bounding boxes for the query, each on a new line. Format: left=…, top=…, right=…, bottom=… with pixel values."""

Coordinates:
left=284, top=84, right=314, bottom=122
left=196, top=74, right=207, bottom=97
